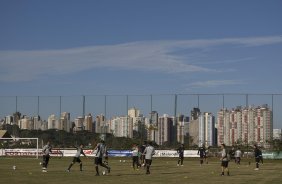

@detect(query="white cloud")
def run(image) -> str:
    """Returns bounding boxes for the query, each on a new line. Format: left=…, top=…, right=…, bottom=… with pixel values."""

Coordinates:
left=0, top=35, right=281, bottom=82
left=186, top=80, right=245, bottom=88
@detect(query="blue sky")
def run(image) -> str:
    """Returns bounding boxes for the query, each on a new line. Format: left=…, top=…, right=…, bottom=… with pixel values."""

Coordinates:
left=0, top=0, right=282, bottom=128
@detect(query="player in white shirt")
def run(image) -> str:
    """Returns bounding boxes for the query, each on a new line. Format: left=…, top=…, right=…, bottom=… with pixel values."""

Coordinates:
left=42, top=141, right=52, bottom=172
left=143, top=141, right=155, bottom=174
left=235, top=147, right=242, bottom=166
left=93, top=140, right=111, bottom=176
left=66, top=144, right=87, bottom=172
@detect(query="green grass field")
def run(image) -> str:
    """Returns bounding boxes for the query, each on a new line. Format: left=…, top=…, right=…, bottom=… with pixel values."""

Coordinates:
left=0, top=157, right=282, bottom=184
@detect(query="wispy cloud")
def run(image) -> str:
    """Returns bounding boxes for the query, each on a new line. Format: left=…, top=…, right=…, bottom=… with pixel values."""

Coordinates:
left=186, top=80, right=245, bottom=88
left=0, top=35, right=281, bottom=82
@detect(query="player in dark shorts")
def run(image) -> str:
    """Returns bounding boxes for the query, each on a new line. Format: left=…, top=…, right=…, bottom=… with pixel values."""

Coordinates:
left=229, top=147, right=236, bottom=162
left=132, top=144, right=141, bottom=170
left=177, top=144, right=185, bottom=166
left=143, top=141, right=155, bottom=174
left=140, top=141, right=147, bottom=167
left=42, top=141, right=52, bottom=172
left=66, top=144, right=87, bottom=172
left=204, top=146, right=210, bottom=164
left=94, top=140, right=111, bottom=176
left=259, top=146, right=263, bottom=165
left=254, top=144, right=262, bottom=170
left=220, top=143, right=230, bottom=176
left=197, top=145, right=206, bottom=166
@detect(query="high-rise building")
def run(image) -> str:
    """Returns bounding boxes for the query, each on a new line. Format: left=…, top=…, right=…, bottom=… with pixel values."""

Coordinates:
left=176, top=114, right=186, bottom=144
left=74, top=117, right=84, bottom=132
left=198, top=112, right=215, bottom=147
left=84, top=113, right=93, bottom=132
left=18, top=116, right=33, bottom=130
left=273, top=129, right=282, bottom=140
left=33, top=115, right=42, bottom=130
left=255, top=105, right=273, bottom=146
left=110, top=116, right=133, bottom=138
left=128, top=107, right=140, bottom=118
left=5, top=115, right=13, bottom=125
left=48, top=114, right=58, bottom=130
left=189, top=108, right=201, bottom=146
left=147, top=111, right=158, bottom=142
left=60, top=112, right=71, bottom=132
left=128, top=107, right=145, bottom=132
left=96, top=114, right=106, bottom=133
left=155, top=114, right=175, bottom=145
left=191, top=108, right=200, bottom=120
left=217, top=105, right=273, bottom=147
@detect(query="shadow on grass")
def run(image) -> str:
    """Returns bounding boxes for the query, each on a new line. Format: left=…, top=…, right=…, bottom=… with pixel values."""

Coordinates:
left=160, top=171, right=190, bottom=175
left=114, top=173, right=144, bottom=176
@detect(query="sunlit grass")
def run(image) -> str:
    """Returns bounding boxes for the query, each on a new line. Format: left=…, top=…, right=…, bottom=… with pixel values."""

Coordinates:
left=0, top=157, right=281, bottom=184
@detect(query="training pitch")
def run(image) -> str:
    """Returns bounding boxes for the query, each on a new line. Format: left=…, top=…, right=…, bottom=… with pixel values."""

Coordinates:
left=0, top=157, right=282, bottom=184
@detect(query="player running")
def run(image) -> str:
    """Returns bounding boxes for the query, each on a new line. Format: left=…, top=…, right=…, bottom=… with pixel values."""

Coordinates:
left=177, top=144, right=185, bottom=166
left=42, top=141, right=52, bottom=172
left=93, top=140, right=111, bottom=176
left=143, top=141, right=155, bottom=174
left=254, top=144, right=262, bottom=170
left=197, top=145, right=206, bottom=166
left=132, top=144, right=141, bottom=170
left=140, top=141, right=147, bottom=167
left=66, top=144, right=87, bottom=172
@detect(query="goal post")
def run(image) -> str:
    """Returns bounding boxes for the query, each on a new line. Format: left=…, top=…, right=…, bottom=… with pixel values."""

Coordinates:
left=0, top=138, right=39, bottom=159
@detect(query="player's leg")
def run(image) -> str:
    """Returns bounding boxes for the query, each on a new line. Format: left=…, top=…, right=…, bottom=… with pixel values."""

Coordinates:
left=181, top=156, right=184, bottom=166
left=132, top=156, right=135, bottom=169
left=99, top=158, right=111, bottom=174
left=45, top=155, right=50, bottom=168
left=95, top=157, right=100, bottom=175
left=133, top=156, right=138, bottom=170
left=255, top=157, right=260, bottom=170
left=221, top=161, right=225, bottom=176
left=141, top=155, right=145, bottom=167
left=67, top=157, right=76, bottom=171
left=77, top=158, right=83, bottom=171
left=225, top=161, right=230, bottom=176
left=200, top=156, right=203, bottom=165
left=145, top=159, right=152, bottom=174
left=42, top=155, right=47, bottom=171
left=177, top=155, right=180, bottom=166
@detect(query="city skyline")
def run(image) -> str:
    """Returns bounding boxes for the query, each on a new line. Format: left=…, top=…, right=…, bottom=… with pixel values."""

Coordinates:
left=1, top=1, right=282, bottom=128
left=2, top=105, right=275, bottom=147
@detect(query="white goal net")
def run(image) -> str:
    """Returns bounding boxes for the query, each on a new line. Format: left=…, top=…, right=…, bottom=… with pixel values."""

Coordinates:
left=0, top=138, right=39, bottom=159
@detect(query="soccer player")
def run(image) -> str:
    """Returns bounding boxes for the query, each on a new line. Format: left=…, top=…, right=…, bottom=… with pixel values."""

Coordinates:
left=197, top=145, right=206, bottom=166
left=254, top=144, right=261, bottom=170
left=103, top=146, right=109, bottom=166
left=229, top=147, right=236, bottom=162
left=42, top=141, right=52, bottom=172
left=177, top=144, right=185, bottom=166
left=235, top=147, right=242, bottom=166
left=259, top=146, right=264, bottom=165
left=143, top=141, right=155, bottom=175
left=204, top=146, right=210, bottom=164
left=66, top=144, right=87, bottom=172
left=132, top=144, right=140, bottom=170
left=140, top=141, right=147, bottom=167
left=93, top=140, right=111, bottom=176
left=220, top=143, right=230, bottom=176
